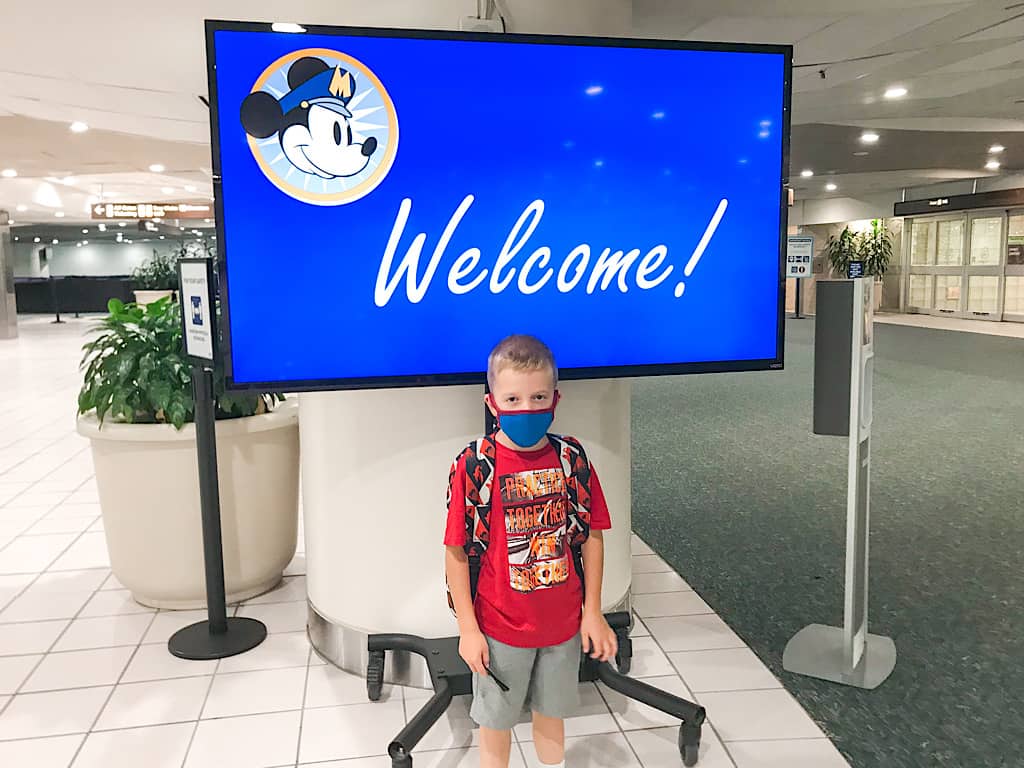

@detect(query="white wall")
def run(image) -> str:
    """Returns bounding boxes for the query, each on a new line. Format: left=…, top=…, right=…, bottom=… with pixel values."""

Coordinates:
left=13, top=241, right=176, bottom=278
left=903, top=173, right=1024, bottom=201
left=791, top=193, right=897, bottom=226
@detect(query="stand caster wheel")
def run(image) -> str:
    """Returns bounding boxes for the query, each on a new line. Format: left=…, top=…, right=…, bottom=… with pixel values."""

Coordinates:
left=678, top=723, right=700, bottom=767
left=390, top=745, right=412, bottom=767
left=367, top=650, right=385, bottom=702
left=615, top=632, right=632, bottom=676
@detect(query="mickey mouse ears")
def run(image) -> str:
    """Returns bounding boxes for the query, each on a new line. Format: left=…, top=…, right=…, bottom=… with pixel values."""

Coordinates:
left=279, top=65, right=355, bottom=118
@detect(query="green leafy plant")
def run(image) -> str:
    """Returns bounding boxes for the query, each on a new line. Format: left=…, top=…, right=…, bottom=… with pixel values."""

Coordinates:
left=78, top=297, right=283, bottom=430
left=859, top=218, right=894, bottom=278
left=131, top=249, right=180, bottom=291
left=824, top=220, right=894, bottom=278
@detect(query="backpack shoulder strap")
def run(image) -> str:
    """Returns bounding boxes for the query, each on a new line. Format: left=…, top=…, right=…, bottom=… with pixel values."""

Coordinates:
left=548, top=433, right=593, bottom=548
left=463, top=433, right=497, bottom=556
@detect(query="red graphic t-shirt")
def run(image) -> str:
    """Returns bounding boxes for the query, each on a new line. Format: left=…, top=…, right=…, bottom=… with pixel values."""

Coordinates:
left=444, top=439, right=611, bottom=649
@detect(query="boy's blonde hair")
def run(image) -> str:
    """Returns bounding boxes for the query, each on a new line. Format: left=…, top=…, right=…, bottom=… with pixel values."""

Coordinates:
left=486, top=335, right=558, bottom=391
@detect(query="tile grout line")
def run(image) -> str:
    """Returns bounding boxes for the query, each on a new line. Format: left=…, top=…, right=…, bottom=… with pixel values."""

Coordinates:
left=0, top=505, right=110, bottom=718
left=64, top=608, right=161, bottom=767
left=291, top=643, right=315, bottom=767
left=630, top=535, right=741, bottom=766
left=632, top=535, right=819, bottom=767
left=178, top=643, right=224, bottom=768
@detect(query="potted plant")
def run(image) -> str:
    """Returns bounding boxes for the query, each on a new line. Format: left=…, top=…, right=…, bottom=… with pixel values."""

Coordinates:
left=131, top=249, right=179, bottom=305
left=824, top=220, right=894, bottom=309
left=76, top=297, right=300, bottom=609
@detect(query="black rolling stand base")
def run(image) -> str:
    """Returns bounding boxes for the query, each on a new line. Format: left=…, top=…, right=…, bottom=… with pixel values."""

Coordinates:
left=367, top=612, right=706, bottom=767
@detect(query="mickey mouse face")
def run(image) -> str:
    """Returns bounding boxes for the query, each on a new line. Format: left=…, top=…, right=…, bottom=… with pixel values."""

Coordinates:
left=282, top=104, right=377, bottom=180
left=240, top=56, right=378, bottom=180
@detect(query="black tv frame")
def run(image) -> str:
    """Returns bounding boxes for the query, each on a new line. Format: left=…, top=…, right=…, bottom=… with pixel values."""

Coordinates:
left=205, top=20, right=793, bottom=393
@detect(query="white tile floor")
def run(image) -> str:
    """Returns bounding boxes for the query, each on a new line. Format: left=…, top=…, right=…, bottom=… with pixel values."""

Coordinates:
left=0, top=317, right=852, bottom=767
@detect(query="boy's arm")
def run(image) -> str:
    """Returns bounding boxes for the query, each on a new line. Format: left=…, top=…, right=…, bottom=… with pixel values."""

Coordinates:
left=580, top=531, right=617, bottom=661
left=581, top=530, right=606, bottom=618
left=445, top=546, right=481, bottom=635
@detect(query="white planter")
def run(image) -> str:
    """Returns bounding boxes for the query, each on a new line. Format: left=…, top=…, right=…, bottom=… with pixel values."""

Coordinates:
left=77, top=401, right=300, bottom=609
left=874, top=280, right=883, bottom=311
left=133, top=290, right=175, bottom=305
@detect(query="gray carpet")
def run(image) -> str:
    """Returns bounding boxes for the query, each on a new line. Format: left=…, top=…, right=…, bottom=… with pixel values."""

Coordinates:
left=631, top=319, right=1024, bottom=768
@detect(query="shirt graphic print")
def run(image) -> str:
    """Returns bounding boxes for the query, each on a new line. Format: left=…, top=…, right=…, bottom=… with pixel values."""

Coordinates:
left=500, top=467, right=570, bottom=593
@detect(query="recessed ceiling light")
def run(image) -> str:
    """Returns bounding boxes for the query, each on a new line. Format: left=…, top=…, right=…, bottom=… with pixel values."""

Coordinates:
left=33, top=237, right=41, bottom=243
left=651, top=111, right=666, bottom=119
left=159, top=235, right=165, bottom=240
left=884, top=86, right=908, bottom=100
left=585, top=85, right=604, bottom=96
left=16, top=204, right=27, bottom=212
left=82, top=228, right=88, bottom=234
left=860, top=132, right=880, bottom=144
left=826, top=183, right=838, bottom=191
left=82, top=240, right=88, bottom=246
left=70, top=121, right=89, bottom=133
left=801, top=169, right=814, bottom=177
left=54, top=211, right=65, bottom=218
left=149, top=164, right=165, bottom=173
left=989, top=144, right=1005, bottom=154
left=52, top=239, right=59, bottom=244
left=271, top=22, right=306, bottom=33
left=161, top=186, right=174, bottom=194
left=98, top=223, right=106, bottom=231
left=118, top=222, right=126, bottom=228
left=986, top=159, right=1000, bottom=171
left=853, top=151, right=870, bottom=157
left=1, top=168, right=16, bottom=178
left=76, top=242, right=82, bottom=248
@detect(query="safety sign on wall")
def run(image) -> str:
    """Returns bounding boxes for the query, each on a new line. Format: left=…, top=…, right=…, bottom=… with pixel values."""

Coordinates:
left=787, top=235, right=814, bottom=278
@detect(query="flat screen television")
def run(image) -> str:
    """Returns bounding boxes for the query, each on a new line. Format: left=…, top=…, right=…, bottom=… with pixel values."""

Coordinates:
left=205, top=21, right=792, bottom=391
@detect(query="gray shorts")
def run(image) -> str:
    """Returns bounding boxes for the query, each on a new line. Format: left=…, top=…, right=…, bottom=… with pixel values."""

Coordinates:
left=470, top=633, right=582, bottom=730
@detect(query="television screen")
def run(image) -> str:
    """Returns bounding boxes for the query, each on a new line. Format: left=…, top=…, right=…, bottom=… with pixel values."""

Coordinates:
left=206, top=22, right=791, bottom=390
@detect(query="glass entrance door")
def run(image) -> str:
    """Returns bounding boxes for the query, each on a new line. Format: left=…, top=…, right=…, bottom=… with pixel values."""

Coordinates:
left=1005, top=211, right=1024, bottom=323
left=905, top=213, right=1005, bottom=320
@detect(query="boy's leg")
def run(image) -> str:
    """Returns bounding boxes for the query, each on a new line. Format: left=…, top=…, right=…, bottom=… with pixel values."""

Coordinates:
left=527, top=633, right=582, bottom=766
left=479, top=727, right=513, bottom=768
left=470, top=636, right=535, bottom=768
left=531, top=711, right=565, bottom=765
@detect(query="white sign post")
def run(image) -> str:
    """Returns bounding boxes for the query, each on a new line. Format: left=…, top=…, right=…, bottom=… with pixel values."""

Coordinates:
left=169, top=257, right=267, bottom=661
left=787, top=235, right=814, bottom=319
left=180, top=260, right=216, bottom=362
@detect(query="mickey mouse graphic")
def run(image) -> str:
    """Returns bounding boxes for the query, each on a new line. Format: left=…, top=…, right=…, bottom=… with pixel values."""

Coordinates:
left=240, top=56, right=378, bottom=180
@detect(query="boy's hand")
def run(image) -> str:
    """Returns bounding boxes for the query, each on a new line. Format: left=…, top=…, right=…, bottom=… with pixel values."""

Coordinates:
left=580, top=610, right=618, bottom=663
left=459, top=629, right=490, bottom=675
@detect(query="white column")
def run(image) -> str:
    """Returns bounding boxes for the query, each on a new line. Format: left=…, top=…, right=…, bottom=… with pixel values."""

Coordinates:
left=0, top=212, right=17, bottom=340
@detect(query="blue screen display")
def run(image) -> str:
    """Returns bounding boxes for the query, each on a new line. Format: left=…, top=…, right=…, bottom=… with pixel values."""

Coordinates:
left=209, top=27, right=788, bottom=387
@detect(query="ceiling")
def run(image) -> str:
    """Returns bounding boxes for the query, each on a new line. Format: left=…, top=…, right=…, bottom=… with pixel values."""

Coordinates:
left=1, top=0, right=1022, bottom=225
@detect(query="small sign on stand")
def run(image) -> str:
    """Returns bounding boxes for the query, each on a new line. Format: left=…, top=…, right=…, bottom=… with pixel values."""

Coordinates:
left=786, top=235, right=814, bottom=319
left=168, top=258, right=267, bottom=660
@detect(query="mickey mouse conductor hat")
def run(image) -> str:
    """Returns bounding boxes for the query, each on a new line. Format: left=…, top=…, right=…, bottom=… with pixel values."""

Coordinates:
left=278, top=65, right=356, bottom=119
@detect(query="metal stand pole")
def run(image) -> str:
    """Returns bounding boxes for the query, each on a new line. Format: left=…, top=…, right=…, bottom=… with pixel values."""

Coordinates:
left=49, top=276, right=64, bottom=324
left=168, top=364, right=267, bottom=659
left=794, top=277, right=803, bottom=319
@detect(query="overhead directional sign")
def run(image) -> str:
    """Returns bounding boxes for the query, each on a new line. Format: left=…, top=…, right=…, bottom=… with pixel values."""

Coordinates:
left=91, top=202, right=213, bottom=220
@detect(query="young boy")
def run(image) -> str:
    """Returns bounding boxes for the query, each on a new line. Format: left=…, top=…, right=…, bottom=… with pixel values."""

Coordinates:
left=444, top=334, right=618, bottom=768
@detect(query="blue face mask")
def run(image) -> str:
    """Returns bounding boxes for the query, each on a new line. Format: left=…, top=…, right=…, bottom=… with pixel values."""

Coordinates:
left=490, top=393, right=559, bottom=449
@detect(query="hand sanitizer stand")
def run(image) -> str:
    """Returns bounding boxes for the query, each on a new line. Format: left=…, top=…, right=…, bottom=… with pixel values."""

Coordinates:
left=783, top=276, right=897, bottom=689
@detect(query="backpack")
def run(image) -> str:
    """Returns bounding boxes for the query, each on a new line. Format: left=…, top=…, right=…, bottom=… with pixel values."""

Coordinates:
left=446, top=432, right=593, bottom=616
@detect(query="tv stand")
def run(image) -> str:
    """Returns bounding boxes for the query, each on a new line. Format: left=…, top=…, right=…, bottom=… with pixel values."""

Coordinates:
left=367, top=612, right=705, bottom=767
